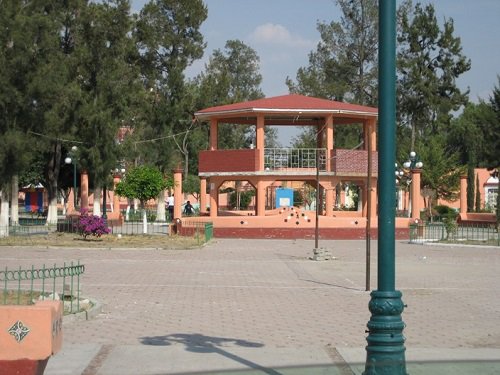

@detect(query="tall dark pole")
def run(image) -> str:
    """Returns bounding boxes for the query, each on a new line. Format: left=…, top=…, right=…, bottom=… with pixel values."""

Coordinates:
left=73, top=162, right=77, bottom=209
left=364, top=1, right=407, bottom=374
left=315, top=148, right=320, bottom=249
left=366, top=129, right=372, bottom=292
left=102, top=186, right=107, bottom=220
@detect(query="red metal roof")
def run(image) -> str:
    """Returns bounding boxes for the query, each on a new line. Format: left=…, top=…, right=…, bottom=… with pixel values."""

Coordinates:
left=195, top=94, right=378, bottom=119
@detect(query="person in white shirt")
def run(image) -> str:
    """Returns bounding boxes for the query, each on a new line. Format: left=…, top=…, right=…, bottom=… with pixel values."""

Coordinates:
left=167, top=194, right=174, bottom=221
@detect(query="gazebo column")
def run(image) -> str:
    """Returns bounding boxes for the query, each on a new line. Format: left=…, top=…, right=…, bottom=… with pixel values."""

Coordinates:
left=325, top=189, right=334, bottom=216
left=460, top=175, right=467, bottom=214
left=325, top=115, right=334, bottom=171
left=200, top=177, right=207, bottom=214
left=173, top=168, right=183, bottom=219
left=209, top=179, right=218, bottom=218
left=321, top=180, right=336, bottom=216
left=210, top=118, right=218, bottom=150
left=410, top=168, right=422, bottom=220
left=256, top=180, right=267, bottom=216
left=256, top=114, right=265, bottom=171
left=80, top=170, right=89, bottom=211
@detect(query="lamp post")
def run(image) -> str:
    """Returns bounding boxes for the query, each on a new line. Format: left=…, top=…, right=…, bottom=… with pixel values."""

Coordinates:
left=364, top=1, right=407, bottom=373
left=64, top=146, right=78, bottom=209
left=315, top=148, right=320, bottom=249
left=402, top=152, right=423, bottom=218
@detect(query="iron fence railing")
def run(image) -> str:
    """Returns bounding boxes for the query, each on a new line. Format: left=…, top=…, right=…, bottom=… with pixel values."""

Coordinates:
left=409, top=222, right=499, bottom=246
left=54, top=219, right=172, bottom=235
left=264, top=148, right=326, bottom=171
left=1, top=262, right=85, bottom=314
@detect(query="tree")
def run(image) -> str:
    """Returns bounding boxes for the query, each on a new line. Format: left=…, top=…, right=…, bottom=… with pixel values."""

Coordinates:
left=0, top=0, right=47, bottom=232
left=114, top=165, right=170, bottom=233
left=183, top=174, right=200, bottom=202
left=419, top=136, right=463, bottom=213
left=194, top=39, right=269, bottom=150
left=467, top=163, right=474, bottom=212
left=134, top=0, right=207, bottom=170
left=475, top=173, right=481, bottom=212
left=477, top=77, right=500, bottom=224
left=286, top=0, right=378, bottom=105
left=134, top=0, right=207, bottom=220
left=397, top=2, right=471, bottom=150
left=286, top=0, right=378, bottom=148
left=74, top=0, right=140, bottom=217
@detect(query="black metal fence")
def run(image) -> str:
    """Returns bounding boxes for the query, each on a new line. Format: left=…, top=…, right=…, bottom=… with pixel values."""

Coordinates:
left=1, top=262, right=85, bottom=315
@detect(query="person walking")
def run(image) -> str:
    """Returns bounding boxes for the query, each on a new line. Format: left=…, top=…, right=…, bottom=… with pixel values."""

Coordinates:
left=183, top=200, right=194, bottom=216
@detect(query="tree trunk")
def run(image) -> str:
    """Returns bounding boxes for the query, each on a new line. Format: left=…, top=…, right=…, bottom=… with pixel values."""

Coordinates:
left=93, top=186, right=102, bottom=216
left=156, top=189, right=166, bottom=222
left=46, top=143, right=62, bottom=224
left=10, top=175, right=19, bottom=224
left=0, top=189, right=9, bottom=237
left=142, top=201, right=148, bottom=234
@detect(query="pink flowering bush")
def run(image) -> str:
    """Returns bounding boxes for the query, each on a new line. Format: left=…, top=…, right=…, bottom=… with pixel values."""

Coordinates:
left=76, top=209, right=111, bottom=239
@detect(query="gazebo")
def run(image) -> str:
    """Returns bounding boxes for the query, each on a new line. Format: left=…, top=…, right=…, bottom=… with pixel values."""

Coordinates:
left=192, top=94, right=411, bottom=239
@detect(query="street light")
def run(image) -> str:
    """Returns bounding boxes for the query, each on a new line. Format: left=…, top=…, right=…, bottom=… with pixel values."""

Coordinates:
left=65, top=146, right=78, bottom=209
left=401, top=151, right=423, bottom=217
left=364, top=1, right=407, bottom=373
left=403, top=151, right=423, bottom=170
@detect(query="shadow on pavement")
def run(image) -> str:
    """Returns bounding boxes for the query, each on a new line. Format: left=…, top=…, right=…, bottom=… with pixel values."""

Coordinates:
left=139, top=333, right=282, bottom=374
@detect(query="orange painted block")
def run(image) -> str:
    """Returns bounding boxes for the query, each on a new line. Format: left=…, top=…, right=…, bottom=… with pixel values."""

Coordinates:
left=0, top=300, right=63, bottom=360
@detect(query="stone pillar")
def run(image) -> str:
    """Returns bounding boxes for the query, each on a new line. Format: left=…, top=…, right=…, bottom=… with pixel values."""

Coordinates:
left=173, top=168, right=183, bottom=220
left=256, top=180, right=266, bottom=216
left=460, top=175, right=467, bottom=214
left=411, top=169, right=422, bottom=220
left=200, top=177, right=207, bottom=214
left=325, top=186, right=334, bottom=216
left=325, top=115, right=334, bottom=171
left=113, top=174, right=121, bottom=215
left=80, top=170, right=89, bottom=212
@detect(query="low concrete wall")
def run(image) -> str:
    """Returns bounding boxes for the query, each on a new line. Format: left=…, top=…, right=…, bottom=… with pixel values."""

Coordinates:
left=458, top=213, right=496, bottom=225
left=178, top=208, right=412, bottom=240
left=0, top=300, right=63, bottom=375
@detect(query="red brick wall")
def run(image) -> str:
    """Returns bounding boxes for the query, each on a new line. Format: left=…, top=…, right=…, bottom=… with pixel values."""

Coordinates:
left=199, top=149, right=259, bottom=173
left=332, top=149, right=378, bottom=174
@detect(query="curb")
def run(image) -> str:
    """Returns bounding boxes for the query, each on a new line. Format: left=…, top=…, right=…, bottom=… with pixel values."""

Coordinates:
left=63, top=298, right=102, bottom=323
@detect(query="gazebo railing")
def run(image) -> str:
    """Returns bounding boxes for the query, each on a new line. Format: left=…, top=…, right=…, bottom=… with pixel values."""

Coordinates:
left=264, top=148, right=326, bottom=171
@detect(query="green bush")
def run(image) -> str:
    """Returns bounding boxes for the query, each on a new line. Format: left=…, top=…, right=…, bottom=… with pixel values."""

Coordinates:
left=229, top=190, right=254, bottom=209
left=434, top=205, right=458, bottom=239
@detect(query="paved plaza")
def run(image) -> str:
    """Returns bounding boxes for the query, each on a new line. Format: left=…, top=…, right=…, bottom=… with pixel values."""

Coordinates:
left=2, top=239, right=500, bottom=374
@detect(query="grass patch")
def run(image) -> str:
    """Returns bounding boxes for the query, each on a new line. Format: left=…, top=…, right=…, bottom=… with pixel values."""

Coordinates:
left=0, top=232, right=204, bottom=249
left=1, top=290, right=41, bottom=305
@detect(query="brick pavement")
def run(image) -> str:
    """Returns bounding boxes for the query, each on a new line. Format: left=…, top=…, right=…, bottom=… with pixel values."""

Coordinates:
left=1, top=239, right=500, bottom=374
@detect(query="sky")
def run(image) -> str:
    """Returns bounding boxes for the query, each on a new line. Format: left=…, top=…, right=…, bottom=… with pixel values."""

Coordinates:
left=131, top=0, right=500, bottom=102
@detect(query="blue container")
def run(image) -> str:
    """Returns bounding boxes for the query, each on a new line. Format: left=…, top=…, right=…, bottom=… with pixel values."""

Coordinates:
left=275, top=188, right=294, bottom=208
